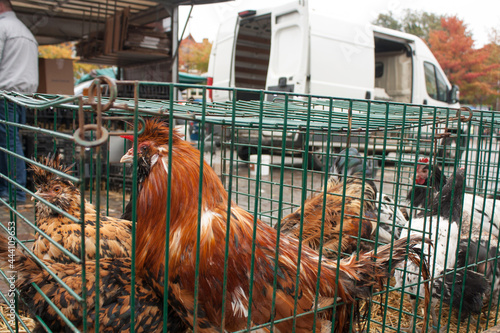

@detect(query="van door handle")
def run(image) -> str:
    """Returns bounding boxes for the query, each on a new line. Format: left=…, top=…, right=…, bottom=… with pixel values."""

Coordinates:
left=423, top=99, right=428, bottom=105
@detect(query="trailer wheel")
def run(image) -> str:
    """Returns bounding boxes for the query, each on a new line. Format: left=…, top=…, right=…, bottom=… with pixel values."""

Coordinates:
left=307, top=147, right=336, bottom=171
left=307, top=152, right=323, bottom=171
left=237, top=146, right=257, bottom=161
left=437, top=133, right=465, bottom=164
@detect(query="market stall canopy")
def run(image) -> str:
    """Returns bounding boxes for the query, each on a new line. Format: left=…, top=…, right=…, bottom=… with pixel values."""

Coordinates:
left=74, top=69, right=206, bottom=86
left=12, top=0, right=231, bottom=45
left=179, top=72, right=207, bottom=84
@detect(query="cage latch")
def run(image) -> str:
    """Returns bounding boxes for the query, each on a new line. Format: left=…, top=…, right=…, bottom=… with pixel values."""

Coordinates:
left=74, top=76, right=113, bottom=147
left=434, top=127, right=452, bottom=141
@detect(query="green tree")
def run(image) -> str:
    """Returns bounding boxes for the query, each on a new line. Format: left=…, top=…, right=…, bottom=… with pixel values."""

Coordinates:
left=373, top=10, right=442, bottom=42
left=372, top=11, right=402, bottom=31
left=401, top=10, right=442, bottom=41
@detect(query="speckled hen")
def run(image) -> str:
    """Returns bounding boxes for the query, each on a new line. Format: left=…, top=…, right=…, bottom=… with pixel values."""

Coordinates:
left=29, top=154, right=131, bottom=263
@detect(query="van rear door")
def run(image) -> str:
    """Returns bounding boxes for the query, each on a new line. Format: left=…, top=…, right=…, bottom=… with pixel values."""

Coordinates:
left=210, top=16, right=238, bottom=101
left=266, top=2, right=309, bottom=95
left=233, top=11, right=272, bottom=100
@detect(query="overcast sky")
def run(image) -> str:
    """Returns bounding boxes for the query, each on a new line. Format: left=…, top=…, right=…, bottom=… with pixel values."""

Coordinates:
left=179, top=0, right=500, bottom=48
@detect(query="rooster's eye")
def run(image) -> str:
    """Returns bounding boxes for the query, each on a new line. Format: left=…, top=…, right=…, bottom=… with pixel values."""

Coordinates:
left=141, top=145, right=148, bottom=152
left=54, top=186, right=61, bottom=193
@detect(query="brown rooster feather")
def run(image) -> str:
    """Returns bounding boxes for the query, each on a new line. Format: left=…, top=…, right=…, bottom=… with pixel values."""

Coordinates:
left=279, top=173, right=377, bottom=258
left=120, top=118, right=428, bottom=333
left=28, top=154, right=131, bottom=263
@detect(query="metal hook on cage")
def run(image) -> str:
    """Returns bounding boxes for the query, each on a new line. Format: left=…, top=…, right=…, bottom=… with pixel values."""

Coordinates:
left=101, top=116, right=147, bottom=137
left=87, top=76, right=117, bottom=112
left=457, top=106, right=473, bottom=122
left=74, top=77, right=111, bottom=147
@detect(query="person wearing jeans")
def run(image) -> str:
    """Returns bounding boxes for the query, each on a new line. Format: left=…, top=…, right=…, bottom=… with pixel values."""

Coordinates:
left=0, top=0, right=38, bottom=203
left=0, top=101, right=26, bottom=201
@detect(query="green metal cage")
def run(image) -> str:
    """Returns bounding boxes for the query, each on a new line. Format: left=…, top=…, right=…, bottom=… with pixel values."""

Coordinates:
left=0, top=77, right=499, bottom=332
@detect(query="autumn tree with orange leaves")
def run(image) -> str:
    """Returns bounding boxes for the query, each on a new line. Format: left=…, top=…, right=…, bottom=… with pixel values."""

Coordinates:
left=374, top=12, right=500, bottom=109
left=481, top=30, right=500, bottom=110
left=428, top=17, right=500, bottom=106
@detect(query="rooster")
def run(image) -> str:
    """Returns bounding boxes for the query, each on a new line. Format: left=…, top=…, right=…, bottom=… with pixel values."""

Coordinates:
left=406, top=157, right=446, bottom=218
left=0, top=236, right=166, bottom=333
left=120, top=118, right=428, bottom=332
left=278, top=148, right=377, bottom=257
left=396, top=168, right=489, bottom=331
left=408, top=157, right=500, bottom=240
left=28, top=154, right=131, bottom=263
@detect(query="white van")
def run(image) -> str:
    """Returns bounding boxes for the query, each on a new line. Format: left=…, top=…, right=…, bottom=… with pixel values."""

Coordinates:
left=207, top=2, right=460, bottom=168
left=208, top=2, right=459, bottom=106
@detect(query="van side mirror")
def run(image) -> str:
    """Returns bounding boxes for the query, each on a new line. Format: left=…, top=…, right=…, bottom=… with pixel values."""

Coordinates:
left=448, top=84, right=460, bottom=104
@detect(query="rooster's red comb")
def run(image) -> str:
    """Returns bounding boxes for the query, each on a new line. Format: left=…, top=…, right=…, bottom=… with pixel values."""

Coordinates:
left=418, top=157, right=429, bottom=163
left=120, top=135, right=135, bottom=142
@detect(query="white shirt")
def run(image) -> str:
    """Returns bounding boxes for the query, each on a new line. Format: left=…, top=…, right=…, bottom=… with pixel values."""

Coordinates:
left=0, top=11, right=38, bottom=93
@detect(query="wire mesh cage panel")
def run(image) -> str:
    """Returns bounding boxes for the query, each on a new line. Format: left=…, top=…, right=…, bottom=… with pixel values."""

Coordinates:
left=0, top=79, right=499, bottom=333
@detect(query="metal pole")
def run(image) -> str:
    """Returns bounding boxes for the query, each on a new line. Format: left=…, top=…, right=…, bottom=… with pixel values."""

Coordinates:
left=172, top=5, right=179, bottom=88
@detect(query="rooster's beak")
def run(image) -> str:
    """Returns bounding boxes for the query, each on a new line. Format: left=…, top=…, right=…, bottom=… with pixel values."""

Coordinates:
left=120, top=148, right=134, bottom=164
left=32, top=190, right=50, bottom=201
left=31, top=190, right=40, bottom=201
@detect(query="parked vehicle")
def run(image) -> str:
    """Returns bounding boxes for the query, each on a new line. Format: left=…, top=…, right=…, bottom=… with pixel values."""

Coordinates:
left=207, top=2, right=460, bottom=169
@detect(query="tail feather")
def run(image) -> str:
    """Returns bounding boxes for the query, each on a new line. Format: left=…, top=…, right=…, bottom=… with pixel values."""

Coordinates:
left=331, top=235, right=431, bottom=332
left=339, top=235, right=430, bottom=297
left=431, top=168, right=465, bottom=222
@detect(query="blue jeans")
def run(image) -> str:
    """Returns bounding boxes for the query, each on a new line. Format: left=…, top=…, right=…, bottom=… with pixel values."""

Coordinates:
left=0, top=101, right=26, bottom=202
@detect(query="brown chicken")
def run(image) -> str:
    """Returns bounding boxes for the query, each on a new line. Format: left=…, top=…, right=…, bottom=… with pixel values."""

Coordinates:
left=29, top=154, right=132, bottom=263
left=279, top=148, right=377, bottom=258
left=0, top=235, right=165, bottom=333
left=120, top=118, right=427, bottom=333
left=0, top=153, right=187, bottom=332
